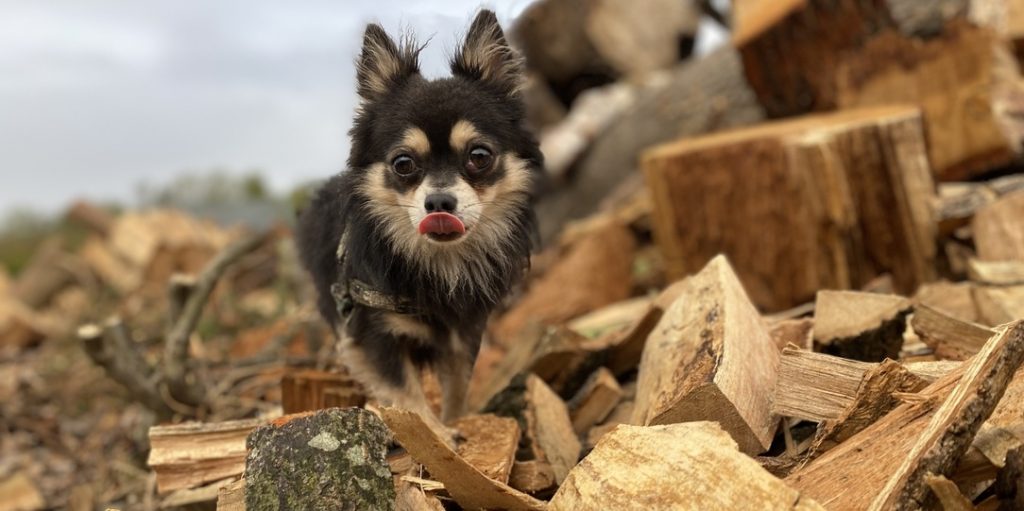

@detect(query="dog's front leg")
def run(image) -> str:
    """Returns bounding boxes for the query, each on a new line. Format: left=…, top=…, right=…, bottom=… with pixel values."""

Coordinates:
left=435, top=331, right=479, bottom=423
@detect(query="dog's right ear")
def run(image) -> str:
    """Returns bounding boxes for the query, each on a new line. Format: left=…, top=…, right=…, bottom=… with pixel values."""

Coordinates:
left=356, top=24, right=420, bottom=102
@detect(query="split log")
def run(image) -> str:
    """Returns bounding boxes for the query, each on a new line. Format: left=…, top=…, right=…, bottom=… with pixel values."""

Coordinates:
left=451, top=414, right=520, bottom=485
left=973, top=285, right=1024, bottom=325
left=992, top=445, right=1024, bottom=509
left=548, top=422, right=825, bottom=511
left=12, top=237, right=75, bottom=309
left=769, top=318, right=815, bottom=351
left=973, top=190, right=1024, bottom=261
left=508, top=461, right=557, bottom=495
left=786, top=321, right=1024, bottom=510
left=913, top=280, right=982, bottom=323
left=735, top=0, right=1024, bottom=180
left=280, top=368, right=366, bottom=414
left=603, top=279, right=688, bottom=376
left=567, top=367, right=622, bottom=435
left=643, top=106, right=936, bottom=311
left=586, top=398, right=635, bottom=450
left=64, top=200, right=113, bottom=236
left=632, top=255, right=780, bottom=455
left=808, top=360, right=930, bottom=455
left=924, top=474, right=976, bottom=511
left=534, top=45, right=765, bottom=242
left=968, top=258, right=1024, bottom=285
left=395, top=483, right=446, bottom=511
left=245, top=409, right=394, bottom=510
left=813, top=290, right=913, bottom=362
left=912, top=304, right=995, bottom=360
left=380, top=407, right=547, bottom=511
left=216, top=479, right=244, bottom=511
left=148, top=417, right=265, bottom=493
left=970, top=0, right=1024, bottom=58
left=566, top=295, right=653, bottom=340
left=936, top=175, right=1024, bottom=235
left=773, top=348, right=957, bottom=422
left=494, top=222, right=635, bottom=345
left=523, top=375, right=581, bottom=485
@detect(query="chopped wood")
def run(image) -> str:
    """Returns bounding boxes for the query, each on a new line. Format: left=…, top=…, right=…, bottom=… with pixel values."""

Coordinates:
left=549, top=422, right=825, bottom=511
left=584, top=0, right=698, bottom=76
left=160, top=478, right=233, bottom=509
left=12, top=237, right=75, bottom=309
left=992, top=445, right=1024, bottom=509
left=913, top=280, right=982, bottom=324
left=452, top=414, right=520, bottom=485
left=603, top=279, right=688, bottom=376
left=643, top=106, right=936, bottom=311
left=379, top=407, right=547, bottom=511
left=633, top=255, right=780, bottom=455
left=809, top=360, right=930, bottom=455
left=924, top=473, right=976, bottom=511
left=147, top=417, right=265, bottom=494
left=973, top=285, right=1024, bottom=326
left=567, top=367, right=622, bottom=435
left=973, top=190, right=1024, bottom=261
left=527, top=326, right=600, bottom=398
left=280, top=368, right=365, bottom=414
left=968, top=258, right=1024, bottom=285
left=467, top=324, right=547, bottom=412
left=64, top=200, right=113, bottom=236
left=566, top=295, right=653, bottom=340
left=508, top=461, right=556, bottom=495
left=524, top=374, right=581, bottom=485
left=769, top=317, right=814, bottom=351
left=0, top=472, right=45, bottom=511
left=912, top=305, right=995, bottom=360
left=216, top=479, right=244, bottom=511
left=395, top=482, right=446, bottom=511
left=494, top=222, right=636, bottom=345
left=787, top=321, right=1024, bottom=510
left=813, top=290, right=913, bottom=362
left=585, top=399, right=634, bottom=450
left=774, top=347, right=957, bottom=422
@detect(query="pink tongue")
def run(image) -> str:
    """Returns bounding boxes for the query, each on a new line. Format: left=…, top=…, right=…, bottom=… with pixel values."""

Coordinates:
left=418, top=212, right=466, bottom=235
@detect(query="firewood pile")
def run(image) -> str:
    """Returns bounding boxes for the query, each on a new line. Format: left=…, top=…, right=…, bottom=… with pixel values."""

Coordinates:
left=5, top=0, right=1024, bottom=510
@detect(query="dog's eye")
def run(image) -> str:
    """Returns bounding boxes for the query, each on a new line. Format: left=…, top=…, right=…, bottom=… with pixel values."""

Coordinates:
left=391, top=154, right=417, bottom=176
left=466, top=147, right=493, bottom=174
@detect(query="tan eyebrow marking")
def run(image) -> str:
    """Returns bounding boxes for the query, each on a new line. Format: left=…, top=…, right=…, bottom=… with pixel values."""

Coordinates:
left=400, top=127, right=430, bottom=155
left=449, top=119, right=481, bottom=152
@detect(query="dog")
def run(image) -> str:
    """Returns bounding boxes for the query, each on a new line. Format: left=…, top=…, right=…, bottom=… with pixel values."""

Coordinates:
left=296, top=10, right=541, bottom=437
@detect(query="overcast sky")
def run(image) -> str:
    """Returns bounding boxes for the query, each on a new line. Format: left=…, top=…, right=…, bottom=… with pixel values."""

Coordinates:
left=0, top=1, right=726, bottom=216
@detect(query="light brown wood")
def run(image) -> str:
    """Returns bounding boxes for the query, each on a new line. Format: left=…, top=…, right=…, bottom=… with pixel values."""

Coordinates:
left=912, top=305, right=995, bottom=360
left=786, top=321, right=1024, bottom=510
left=813, top=290, right=913, bottom=361
left=549, top=421, right=825, bottom=511
left=968, top=258, right=1024, bottom=285
left=773, top=348, right=957, bottom=422
left=280, top=368, right=365, bottom=414
left=508, top=461, right=556, bottom=495
left=147, top=417, right=265, bottom=494
left=0, top=472, right=45, bottom=511
left=567, top=295, right=653, bottom=340
left=925, top=473, right=976, bottom=511
left=973, top=190, right=1024, bottom=261
left=809, top=360, right=929, bottom=455
left=914, top=280, right=982, bottom=324
left=395, top=482, right=446, bottom=511
left=586, top=399, right=635, bottom=450
left=524, top=374, right=581, bottom=485
left=769, top=317, right=814, bottom=351
left=973, top=285, right=1024, bottom=325
left=379, top=407, right=546, bottom=511
left=567, top=367, right=622, bottom=436
left=216, top=479, right=245, bottom=511
left=632, top=256, right=780, bottom=455
left=452, top=414, right=520, bottom=485
left=494, top=222, right=635, bottom=345
left=836, top=23, right=1024, bottom=181
left=643, top=106, right=936, bottom=311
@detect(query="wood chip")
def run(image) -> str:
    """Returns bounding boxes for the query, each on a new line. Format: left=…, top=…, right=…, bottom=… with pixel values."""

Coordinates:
left=379, top=407, right=547, bottom=511
left=148, top=417, right=266, bottom=494
left=567, top=367, right=623, bottom=436
left=452, top=414, right=520, bottom=485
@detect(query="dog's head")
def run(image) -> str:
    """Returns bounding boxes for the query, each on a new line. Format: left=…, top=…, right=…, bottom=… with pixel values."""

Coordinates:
left=347, top=10, right=541, bottom=289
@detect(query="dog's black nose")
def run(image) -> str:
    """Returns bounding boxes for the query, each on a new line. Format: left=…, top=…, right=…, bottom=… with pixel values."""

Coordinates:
left=424, top=193, right=458, bottom=213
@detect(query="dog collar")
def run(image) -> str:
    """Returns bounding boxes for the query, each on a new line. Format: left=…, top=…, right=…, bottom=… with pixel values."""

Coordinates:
left=332, top=229, right=418, bottom=319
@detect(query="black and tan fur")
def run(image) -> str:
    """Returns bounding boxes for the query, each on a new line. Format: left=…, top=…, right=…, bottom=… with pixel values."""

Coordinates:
left=296, top=10, right=542, bottom=434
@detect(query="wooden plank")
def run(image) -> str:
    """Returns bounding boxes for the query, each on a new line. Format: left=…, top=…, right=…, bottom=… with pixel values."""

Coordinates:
left=632, top=256, right=780, bottom=454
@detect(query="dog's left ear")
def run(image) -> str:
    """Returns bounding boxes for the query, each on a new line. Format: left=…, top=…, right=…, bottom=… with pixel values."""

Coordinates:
left=451, top=10, right=523, bottom=97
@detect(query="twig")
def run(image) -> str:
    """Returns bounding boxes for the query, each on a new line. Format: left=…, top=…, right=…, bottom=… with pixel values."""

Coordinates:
left=162, top=233, right=267, bottom=405
left=78, top=322, right=168, bottom=415
left=166, top=273, right=197, bottom=328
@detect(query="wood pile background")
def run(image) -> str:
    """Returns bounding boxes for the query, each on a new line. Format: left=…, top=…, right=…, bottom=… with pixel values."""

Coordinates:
left=5, top=0, right=1024, bottom=510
